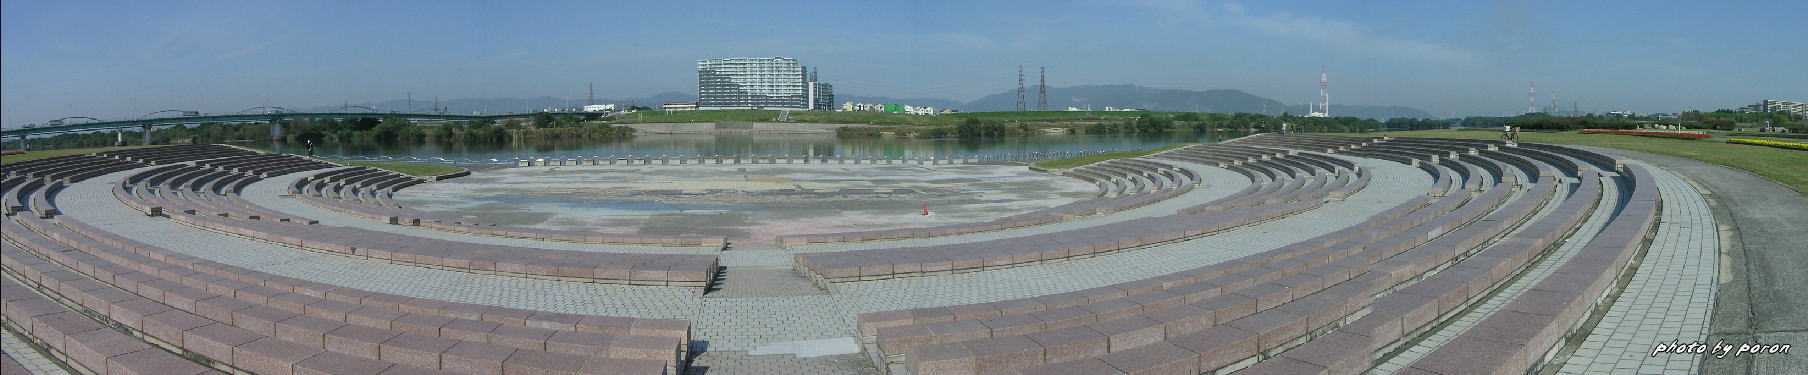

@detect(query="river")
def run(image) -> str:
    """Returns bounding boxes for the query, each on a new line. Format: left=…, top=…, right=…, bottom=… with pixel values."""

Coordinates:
left=267, top=132, right=1238, bottom=165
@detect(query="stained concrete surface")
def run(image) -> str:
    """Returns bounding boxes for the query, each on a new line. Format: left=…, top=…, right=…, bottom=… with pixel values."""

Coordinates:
left=392, top=164, right=1098, bottom=243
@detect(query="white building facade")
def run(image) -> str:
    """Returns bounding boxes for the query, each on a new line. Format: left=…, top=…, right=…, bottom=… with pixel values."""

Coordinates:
left=698, top=57, right=809, bottom=110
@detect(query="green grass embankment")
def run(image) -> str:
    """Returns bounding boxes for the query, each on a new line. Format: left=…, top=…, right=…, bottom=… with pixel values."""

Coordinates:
left=1, top=145, right=166, bottom=165
left=1330, top=129, right=1808, bottom=194
left=1034, top=143, right=1199, bottom=169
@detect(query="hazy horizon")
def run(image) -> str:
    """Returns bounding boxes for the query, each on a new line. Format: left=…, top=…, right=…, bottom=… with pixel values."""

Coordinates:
left=4, top=0, right=1804, bottom=128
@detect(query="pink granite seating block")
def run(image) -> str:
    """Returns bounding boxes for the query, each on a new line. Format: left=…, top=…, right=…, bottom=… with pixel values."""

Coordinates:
left=436, top=341, right=514, bottom=374
left=501, top=349, right=590, bottom=375
left=273, top=315, right=347, bottom=349
left=139, top=310, right=213, bottom=348
left=486, top=324, right=556, bottom=351
left=574, top=315, right=635, bottom=336
left=378, top=334, right=457, bottom=370
left=234, top=337, right=326, bottom=375
left=182, top=323, right=262, bottom=363
left=1091, top=315, right=1166, bottom=352
left=908, top=342, right=975, bottom=375
left=323, top=324, right=402, bottom=360
left=63, top=329, right=151, bottom=373
left=1097, top=342, right=1198, bottom=375
left=106, top=347, right=214, bottom=375
left=1026, top=326, right=1109, bottom=365
left=292, top=351, right=395, bottom=375
left=1143, top=304, right=1215, bottom=338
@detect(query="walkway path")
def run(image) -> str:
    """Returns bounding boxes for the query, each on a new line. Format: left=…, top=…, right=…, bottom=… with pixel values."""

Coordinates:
left=1552, top=161, right=1719, bottom=374
left=1573, top=147, right=1808, bottom=375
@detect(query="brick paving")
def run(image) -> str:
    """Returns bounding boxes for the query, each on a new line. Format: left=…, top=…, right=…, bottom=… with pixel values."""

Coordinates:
left=705, top=267, right=827, bottom=298
left=3, top=329, right=70, bottom=375
left=684, top=351, right=881, bottom=375
left=1557, top=161, right=1719, bottom=375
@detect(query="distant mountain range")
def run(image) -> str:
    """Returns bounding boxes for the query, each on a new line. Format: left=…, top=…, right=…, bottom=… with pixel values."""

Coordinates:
left=309, top=84, right=1430, bottom=120
left=963, top=84, right=1432, bottom=120
left=294, top=92, right=699, bottom=115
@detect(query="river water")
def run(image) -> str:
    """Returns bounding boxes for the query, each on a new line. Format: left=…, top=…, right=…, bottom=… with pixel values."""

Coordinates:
left=268, top=132, right=1236, bottom=165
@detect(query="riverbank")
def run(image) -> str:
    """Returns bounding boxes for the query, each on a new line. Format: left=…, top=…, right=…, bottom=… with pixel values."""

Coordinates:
left=615, top=122, right=854, bottom=134
left=0, top=144, right=165, bottom=165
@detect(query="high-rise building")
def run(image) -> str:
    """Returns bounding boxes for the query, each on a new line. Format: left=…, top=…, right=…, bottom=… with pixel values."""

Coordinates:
left=809, top=81, right=835, bottom=111
left=698, top=57, right=809, bottom=110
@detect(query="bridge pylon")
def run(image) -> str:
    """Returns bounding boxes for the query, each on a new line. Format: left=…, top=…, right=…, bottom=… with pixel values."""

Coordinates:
left=141, top=124, right=153, bottom=145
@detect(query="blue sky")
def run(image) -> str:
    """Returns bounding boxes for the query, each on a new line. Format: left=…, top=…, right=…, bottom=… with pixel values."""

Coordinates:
left=3, top=0, right=1804, bottom=127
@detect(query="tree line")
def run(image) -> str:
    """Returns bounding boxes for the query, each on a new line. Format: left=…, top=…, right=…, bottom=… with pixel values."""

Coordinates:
left=18, top=114, right=634, bottom=150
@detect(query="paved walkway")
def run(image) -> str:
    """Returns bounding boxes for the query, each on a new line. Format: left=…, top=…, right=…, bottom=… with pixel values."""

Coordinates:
left=51, top=154, right=1424, bottom=374
left=1573, top=147, right=1808, bottom=375
left=1552, top=159, right=1720, bottom=374
left=3, top=327, right=70, bottom=375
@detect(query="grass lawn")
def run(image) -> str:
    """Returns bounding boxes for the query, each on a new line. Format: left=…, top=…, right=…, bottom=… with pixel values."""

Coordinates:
left=1, top=145, right=166, bottom=165
left=339, top=161, right=464, bottom=177
left=1327, top=129, right=1808, bottom=194
left=1034, top=143, right=1199, bottom=169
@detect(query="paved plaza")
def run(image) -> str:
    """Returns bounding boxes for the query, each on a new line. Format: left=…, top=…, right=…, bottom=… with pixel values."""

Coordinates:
left=388, top=164, right=1098, bottom=244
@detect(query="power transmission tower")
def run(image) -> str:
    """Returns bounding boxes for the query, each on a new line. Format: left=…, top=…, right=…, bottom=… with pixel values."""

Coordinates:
left=1319, top=66, right=1329, bottom=117
left=588, top=82, right=595, bottom=106
left=1528, top=82, right=1537, bottom=114
left=1016, top=65, right=1026, bottom=111
left=1037, top=67, right=1048, bottom=111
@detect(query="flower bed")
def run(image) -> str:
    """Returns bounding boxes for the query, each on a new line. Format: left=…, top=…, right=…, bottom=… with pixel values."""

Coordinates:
left=1579, top=129, right=1711, bottom=139
left=1728, top=137, right=1808, bottom=151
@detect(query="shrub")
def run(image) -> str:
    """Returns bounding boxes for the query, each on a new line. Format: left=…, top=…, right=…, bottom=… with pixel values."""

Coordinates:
left=1728, top=137, right=1808, bottom=151
left=1578, top=129, right=1710, bottom=139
